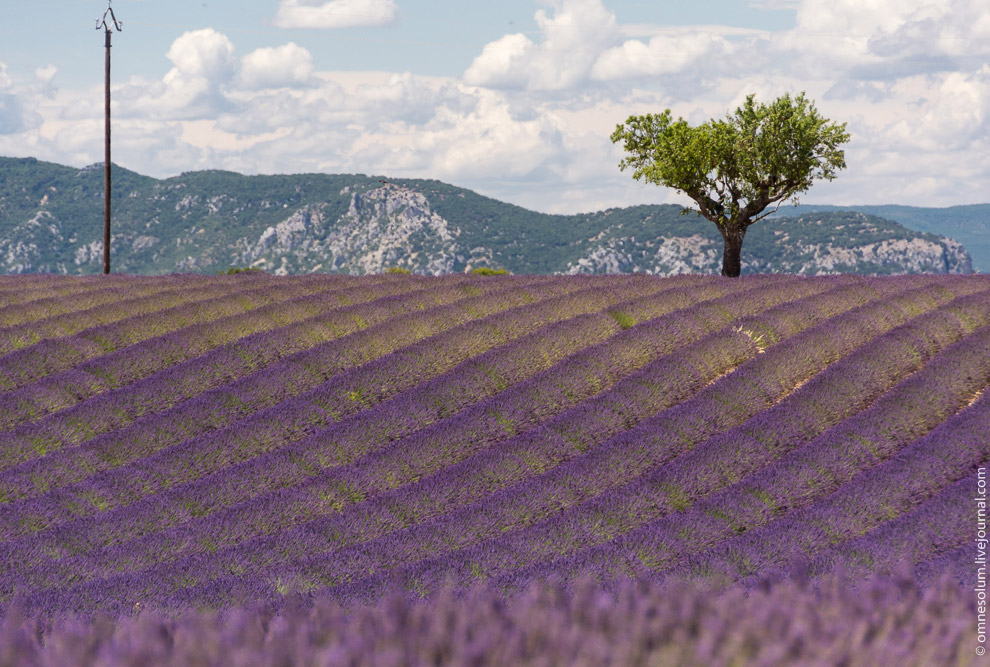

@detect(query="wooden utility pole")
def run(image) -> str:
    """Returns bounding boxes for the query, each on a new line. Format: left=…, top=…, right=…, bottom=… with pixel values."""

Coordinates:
left=96, top=2, right=122, bottom=274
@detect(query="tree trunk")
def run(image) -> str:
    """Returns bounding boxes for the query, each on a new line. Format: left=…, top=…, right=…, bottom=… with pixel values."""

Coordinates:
left=719, top=225, right=746, bottom=277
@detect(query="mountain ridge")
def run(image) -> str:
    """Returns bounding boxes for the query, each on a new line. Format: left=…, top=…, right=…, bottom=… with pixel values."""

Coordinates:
left=0, top=156, right=977, bottom=276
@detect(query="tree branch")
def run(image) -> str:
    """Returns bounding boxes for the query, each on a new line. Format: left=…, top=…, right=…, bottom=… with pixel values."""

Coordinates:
left=750, top=197, right=788, bottom=224
left=688, top=189, right=724, bottom=227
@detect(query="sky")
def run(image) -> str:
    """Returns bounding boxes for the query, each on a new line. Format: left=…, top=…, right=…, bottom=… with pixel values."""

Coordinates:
left=0, top=0, right=988, bottom=214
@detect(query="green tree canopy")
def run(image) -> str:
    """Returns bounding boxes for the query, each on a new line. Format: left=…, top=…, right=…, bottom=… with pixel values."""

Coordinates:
left=611, top=93, right=850, bottom=276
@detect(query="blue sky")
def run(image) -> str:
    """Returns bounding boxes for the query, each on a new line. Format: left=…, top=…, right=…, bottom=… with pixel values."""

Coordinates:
left=2, top=1, right=796, bottom=83
left=0, top=0, right=987, bottom=213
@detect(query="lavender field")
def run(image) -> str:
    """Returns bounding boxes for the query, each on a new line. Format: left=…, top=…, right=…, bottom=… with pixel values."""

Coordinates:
left=0, top=272, right=985, bottom=665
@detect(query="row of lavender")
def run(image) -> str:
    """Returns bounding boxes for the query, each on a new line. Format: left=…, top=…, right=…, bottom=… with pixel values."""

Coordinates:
left=0, top=274, right=986, bottom=625
left=0, top=274, right=470, bottom=427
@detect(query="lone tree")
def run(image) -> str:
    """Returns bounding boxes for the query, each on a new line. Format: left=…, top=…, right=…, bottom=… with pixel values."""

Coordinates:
left=611, top=93, right=850, bottom=277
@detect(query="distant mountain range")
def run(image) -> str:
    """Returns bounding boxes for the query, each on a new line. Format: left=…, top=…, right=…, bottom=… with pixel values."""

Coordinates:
left=0, top=156, right=981, bottom=276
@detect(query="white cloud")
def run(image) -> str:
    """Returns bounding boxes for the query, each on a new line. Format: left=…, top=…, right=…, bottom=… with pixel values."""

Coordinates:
left=165, top=29, right=237, bottom=82
left=592, top=30, right=732, bottom=80
left=240, top=43, right=315, bottom=89
left=417, top=91, right=565, bottom=180
left=132, top=28, right=239, bottom=119
left=878, top=66, right=990, bottom=151
left=274, top=0, right=398, bottom=29
left=462, top=34, right=537, bottom=90
left=781, top=0, right=990, bottom=79
left=620, top=24, right=767, bottom=39
left=35, top=65, right=57, bottom=84
left=464, top=0, right=621, bottom=91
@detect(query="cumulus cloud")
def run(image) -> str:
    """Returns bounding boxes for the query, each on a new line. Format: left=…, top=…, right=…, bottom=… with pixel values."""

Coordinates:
left=136, top=28, right=239, bottom=118
left=464, top=0, right=621, bottom=90
left=240, top=43, right=315, bottom=89
left=274, top=0, right=398, bottom=29
left=863, top=0, right=990, bottom=74
left=592, top=30, right=732, bottom=80
left=418, top=91, right=565, bottom=180
left=462, top=34, right=538, bottom=90
left=166, top=29, right=237, bottom=82
left=124, top=31, right=320, bottom=120
left=878, top=66, right=990, bottom=151
left=463, top=0, right=990, bottom=92
left=781, top=0, right=990, bottom=78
